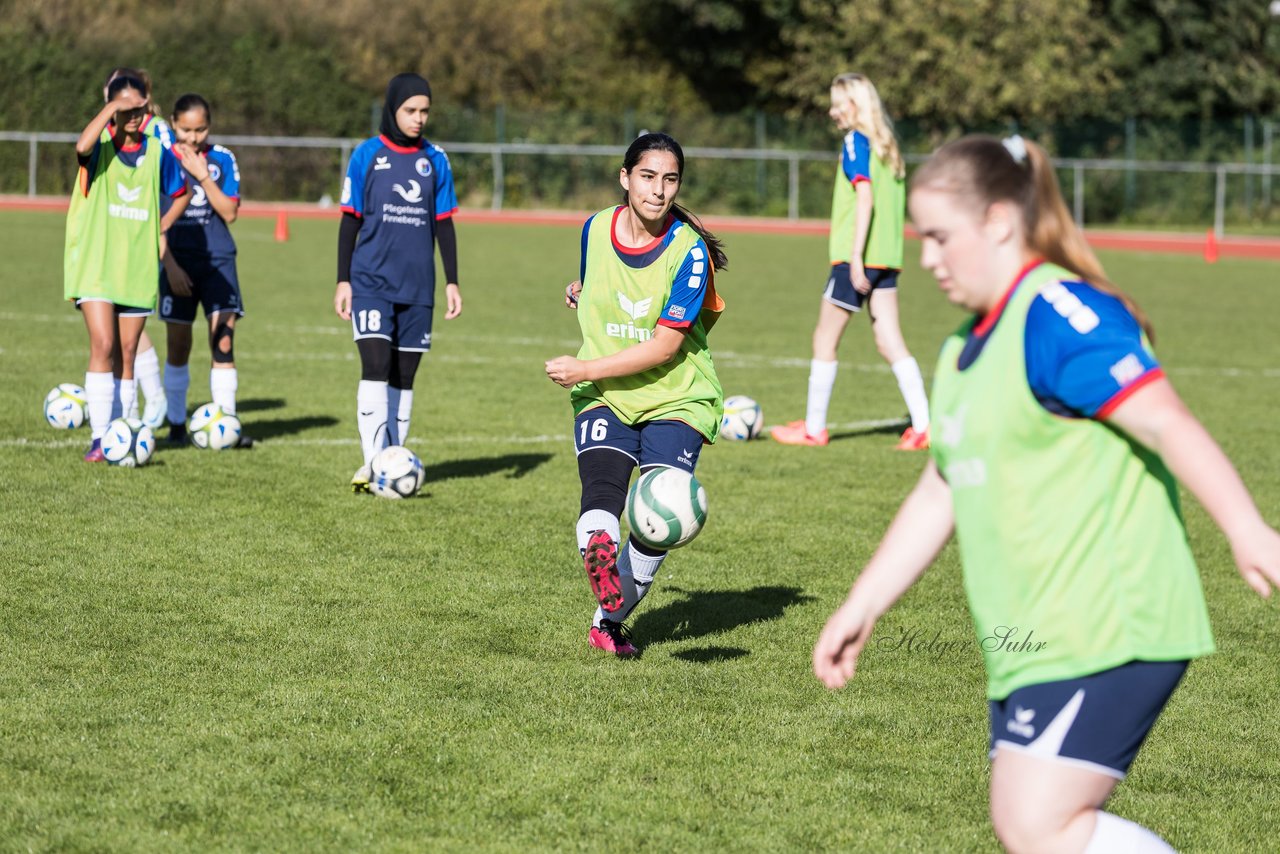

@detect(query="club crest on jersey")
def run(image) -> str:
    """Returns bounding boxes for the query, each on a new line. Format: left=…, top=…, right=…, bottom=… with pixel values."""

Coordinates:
left=208, top=163, right=222, bottom=182
left=415, top=157, right=433, bottom=177
left=374, top=156, right=391, bottom=171
left=392, top=180, right=423, bottom=203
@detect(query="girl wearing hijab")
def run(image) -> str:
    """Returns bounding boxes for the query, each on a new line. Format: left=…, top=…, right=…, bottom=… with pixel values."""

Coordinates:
left=333, top=72, right=461, bottom=491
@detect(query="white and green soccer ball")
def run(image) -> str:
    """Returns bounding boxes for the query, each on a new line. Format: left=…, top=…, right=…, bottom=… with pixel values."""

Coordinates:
left=369, top=444, right=426, bottom=499
left=721, top=394, right=763, bottom=441
left=102, top=417, right=154, bottom=467
left=44, top=383, right=87, bottom=430
left=188, top=403, right=242, bottom=450
left=626, top=467, right=708, bottom=550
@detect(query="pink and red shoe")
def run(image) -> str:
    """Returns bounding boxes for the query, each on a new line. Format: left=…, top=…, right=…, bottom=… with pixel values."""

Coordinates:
left=83, top=439, right=105, bottom=462
left=589, top=619, right=638, bottom=657
left=584, top=529, right=624, bottom=613
left=769, top=420, right=829, bottom=446
left=895, top=426, right=930, bottom=451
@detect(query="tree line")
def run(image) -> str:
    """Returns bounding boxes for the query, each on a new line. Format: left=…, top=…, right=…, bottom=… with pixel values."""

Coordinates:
left=1, top=0, right=1276, bottom=141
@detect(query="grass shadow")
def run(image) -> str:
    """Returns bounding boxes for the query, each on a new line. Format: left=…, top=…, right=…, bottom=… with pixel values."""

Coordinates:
left=425, top=453, right=552, bottom=482
left=234, top=398, right=287, bottom=414
left=829, top=418, right=908, bottom=443
left=671, top=646, right=749, bottom=664
left=632, top=585, right=815, bottom=650
left=249, top=415, right=341, bottom=440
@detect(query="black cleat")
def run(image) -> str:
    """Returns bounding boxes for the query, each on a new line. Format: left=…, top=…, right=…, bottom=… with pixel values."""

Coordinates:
left=165, top=424, right=189, bottom=446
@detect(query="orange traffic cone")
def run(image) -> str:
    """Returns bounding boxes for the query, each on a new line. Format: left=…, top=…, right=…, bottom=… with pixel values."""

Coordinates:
left=274, top=210, right=290, bottom=243
left=1204, top=228, right=1218, bottom=263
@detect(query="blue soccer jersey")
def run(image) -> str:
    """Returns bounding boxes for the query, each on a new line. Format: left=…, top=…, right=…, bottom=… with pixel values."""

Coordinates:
left=341, top=135, right=458, bottom=306
left=956, top=263, right=1162, bottom=419
left=164, top=144, right=241, bottom=260
left=842, top=130, right=872, bottom=186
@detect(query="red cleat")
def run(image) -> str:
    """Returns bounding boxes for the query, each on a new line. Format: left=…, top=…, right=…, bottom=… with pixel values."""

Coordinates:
left=895, top=426, right=930, bottom=451
left=589, top=620, right=638, bottom=657
left=584, top=530, right=624, bottom=612
left=769, top=422, right=829, bottom=446
left=83, top=439, right=106, bottom=462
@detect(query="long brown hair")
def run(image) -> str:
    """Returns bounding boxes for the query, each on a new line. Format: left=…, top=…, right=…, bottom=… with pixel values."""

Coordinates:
left=911, top=135, right=1153, bottom=340
left=620, top=132, right=728, bottom=271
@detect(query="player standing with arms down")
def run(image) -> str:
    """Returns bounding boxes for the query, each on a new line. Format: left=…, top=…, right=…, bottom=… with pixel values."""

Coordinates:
left=160, top=93, right=251, bottom=446
left=813, top=134, right=1280, bottom=852
left=65, top=73, right=189, bottom=461
left=334, top=72, right=461, bottom=490
left=772, top=73, right=929, bottom=449
left=546, top=132, right=727, bottom=657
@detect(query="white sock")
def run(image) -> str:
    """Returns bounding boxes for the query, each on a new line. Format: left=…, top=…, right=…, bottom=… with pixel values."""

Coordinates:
left=891, top=357, right=930, bottom=433
left=110, top=378, right=122, bottom=421
left=210, top=368, right=238, bottom=415
left=119, top=378, right=138, bottom=421
left=1084, top=811, right=1175, bottom=853
left=387, top=387, right=413, bottom=446
left=134, top=346, right=164, bottom=405
left=164, top=362, right=190, bottom=426
left=85, top=371, right=114, bottom=440
left=357, top=380, right=389, bottom=466
left=805, top=359, right=838, bottom=436
left=576, top=509, right=620, bottom=555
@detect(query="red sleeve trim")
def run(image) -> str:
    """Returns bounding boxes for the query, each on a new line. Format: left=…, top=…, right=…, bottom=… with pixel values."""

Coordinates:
left=657, top=317, right=694, bottom=329
left=435, top=207, right=457, bottom=221
left=1095, top=367, right=1165, bottom=419
left=170, top=186, right=187, bottom=198
left=851, top=176, right=871, bottom=186
left=341, top=205, right=362, bottom=218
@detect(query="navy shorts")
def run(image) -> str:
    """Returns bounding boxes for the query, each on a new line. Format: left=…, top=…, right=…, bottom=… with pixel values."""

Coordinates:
left=351, top=297, right=433, bottom=352
left=989, top=659, right=1188, bottom=779
left=822, top=264, right=899, bottom=311
left=75, top=298, right=152, bottom=318
left=573, top=405, right=703, bottom=472
left=160, top=256, right=245, bottom=324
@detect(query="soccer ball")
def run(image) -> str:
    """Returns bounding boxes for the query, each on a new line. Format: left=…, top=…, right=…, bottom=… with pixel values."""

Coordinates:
left=188, top=403, right=242, bottom=450
left=101, top=417, right=154, bottom=467
left=44, top=383, right=87, bottom=429
left=721, top=395, right=763, bottom=441
left=369, top=444, right=426, bottom=499
left=626, top=467, right=708, bottom=550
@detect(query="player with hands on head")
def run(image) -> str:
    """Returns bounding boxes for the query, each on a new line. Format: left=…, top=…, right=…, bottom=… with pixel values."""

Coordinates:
left=65, top=72, right=189, bottom=461
left=546, top=132, right=727, bottom=657
left=813, top=133, right=1280, bottom=854
left=159, top=93, right=251, bottom=446
left=334, top=72, right=461, bottom=491
left=772, top=72, right=929, bottom=450
left=101, top=66, right=175, bottom=429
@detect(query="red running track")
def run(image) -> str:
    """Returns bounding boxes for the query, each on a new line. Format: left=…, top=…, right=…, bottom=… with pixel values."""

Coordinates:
left=4, top=195, right=1277, bottom=260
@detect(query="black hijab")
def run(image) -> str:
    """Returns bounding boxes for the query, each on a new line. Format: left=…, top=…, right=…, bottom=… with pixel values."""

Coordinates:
left=380, top=73, right=432, bottom=148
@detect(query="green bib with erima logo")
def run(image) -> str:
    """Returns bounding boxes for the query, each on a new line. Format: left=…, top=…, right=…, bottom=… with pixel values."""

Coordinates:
left=64, top=133, right=164, bottom=309
left=571, top=208, right=723, bottom=441
left=929, top=261, right=1214, bottom=700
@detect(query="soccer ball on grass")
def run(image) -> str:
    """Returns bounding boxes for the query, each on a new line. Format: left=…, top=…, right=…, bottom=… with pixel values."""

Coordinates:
left=721, top=395, right=763, bottom=441
left=370, top=445, right=426, bottom=499
left=188, top=403, right=242, bottom=450
left=102, top=417, right=154, bottom=467
left=44, top=383, right=87, bottom=429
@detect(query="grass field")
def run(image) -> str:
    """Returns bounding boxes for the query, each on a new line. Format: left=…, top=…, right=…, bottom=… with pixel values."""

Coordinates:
left=2, top=208, right=1278, bottom=852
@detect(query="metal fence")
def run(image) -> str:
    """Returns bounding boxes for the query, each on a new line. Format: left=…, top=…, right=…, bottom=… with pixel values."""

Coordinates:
left=3, top=130, right=1277, bottom=239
